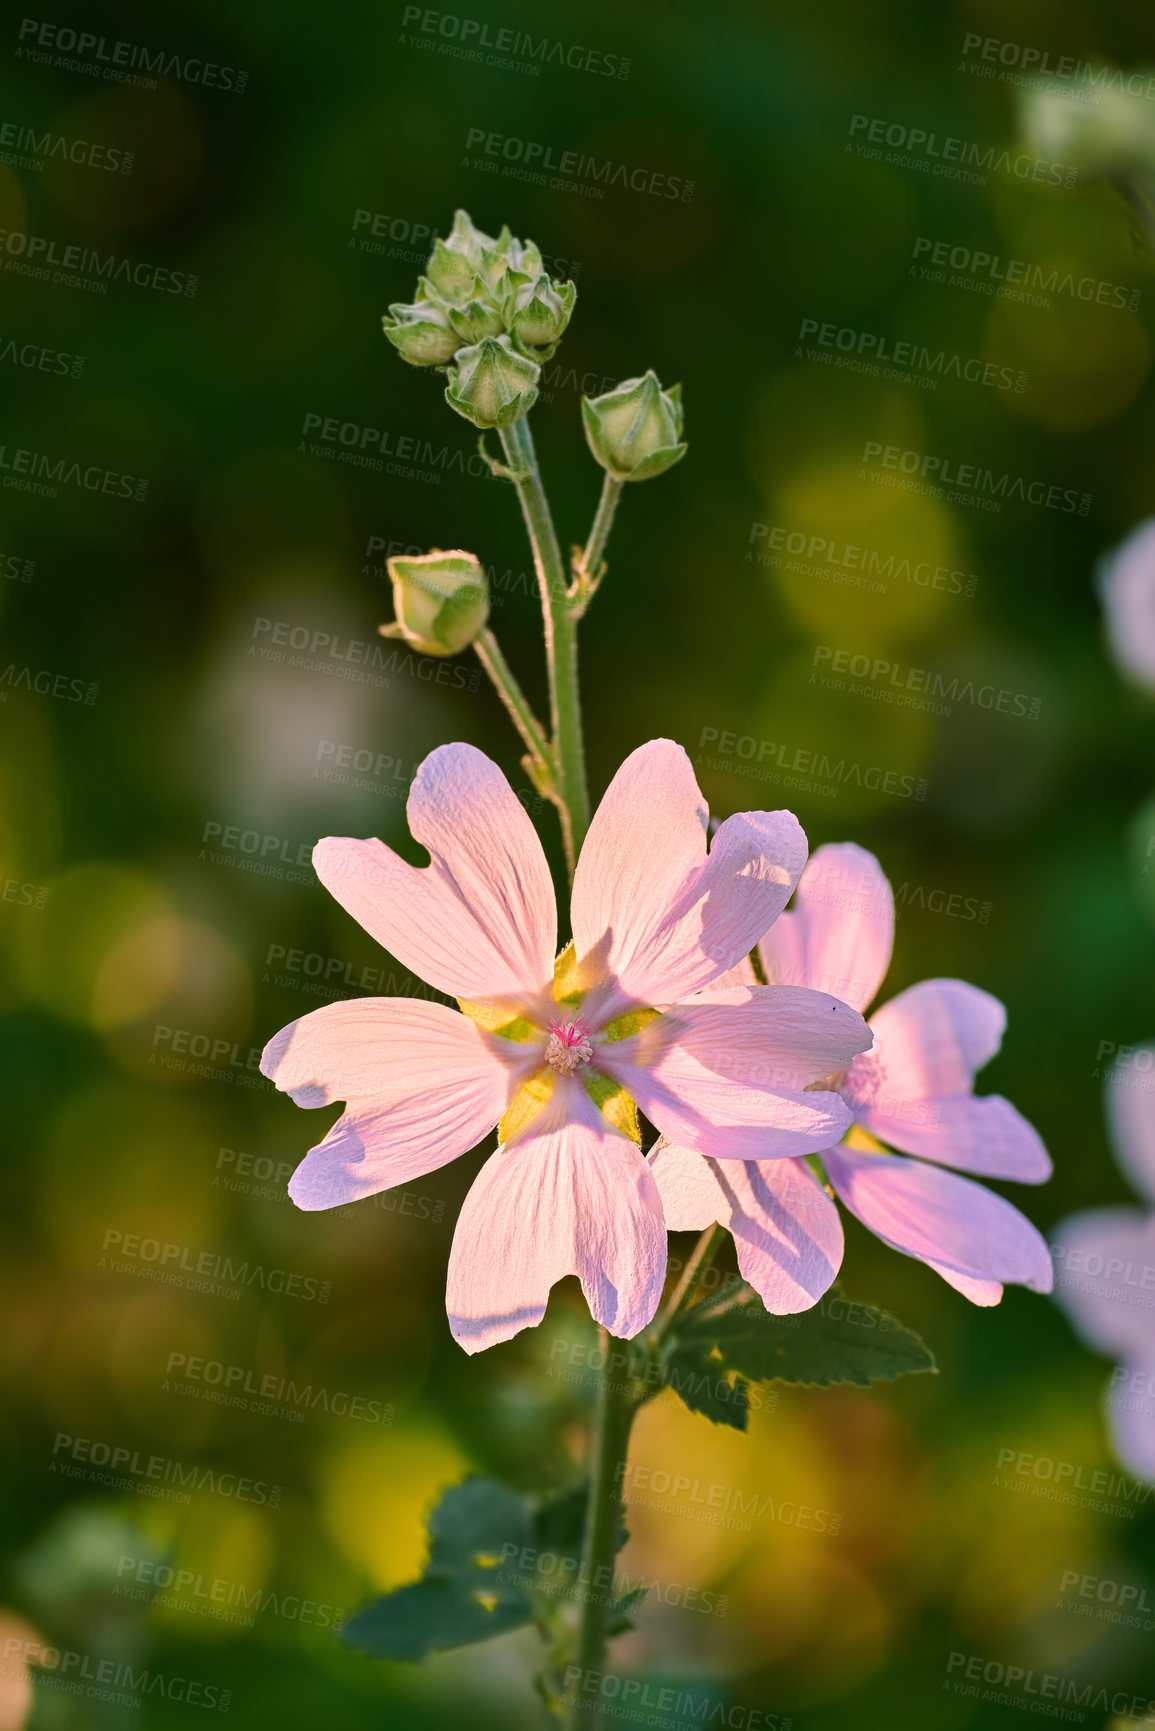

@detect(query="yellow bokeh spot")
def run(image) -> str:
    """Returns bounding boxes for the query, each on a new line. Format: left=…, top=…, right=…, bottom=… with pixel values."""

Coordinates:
left=985, top=283, right=1151, bottom=430
left=13, top=862, right=170, bottom=1026
left=319, top=1423, right=471, bottom=1591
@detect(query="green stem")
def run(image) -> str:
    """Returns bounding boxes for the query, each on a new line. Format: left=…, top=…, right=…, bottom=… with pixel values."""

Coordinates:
left=498, top=415, right=589, bottom=879
left=653, top=1223, right=728, bottom=1343
left=473, top=627, right=553, bottom=778
left=574, top=474, right=624, bottom=609
left=565, top=1328, right=637, bottom=1731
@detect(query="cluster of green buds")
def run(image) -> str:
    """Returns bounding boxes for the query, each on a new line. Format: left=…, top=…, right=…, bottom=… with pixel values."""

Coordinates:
left=382, top=209, right=576, bottom=429
left=380, top=549, right=489, bottom=657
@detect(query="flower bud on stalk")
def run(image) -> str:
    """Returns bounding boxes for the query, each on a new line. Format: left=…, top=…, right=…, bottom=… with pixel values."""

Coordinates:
left=507, top=275, right=576, bottom=360
left=382, top=550, right=489, bottom=656
left=582, top=371, right=687, bottom=481
left=445, top=336, right=540, bottom=429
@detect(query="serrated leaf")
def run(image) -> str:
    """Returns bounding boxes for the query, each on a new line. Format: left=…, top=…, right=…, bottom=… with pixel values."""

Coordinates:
left=340, top=1476, right=536, bottom=1661
left=664, top=1284, right=935, bottom=1425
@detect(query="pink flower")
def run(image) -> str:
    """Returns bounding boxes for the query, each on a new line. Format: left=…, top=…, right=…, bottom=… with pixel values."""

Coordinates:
left=1052, top=1051, right=1155, bottom=1481
left=262, top=742, right=872, bottom=1352
left=1098, top=517, right=1155, bottom=687
left=651, top=843, right=1053, bottom=1311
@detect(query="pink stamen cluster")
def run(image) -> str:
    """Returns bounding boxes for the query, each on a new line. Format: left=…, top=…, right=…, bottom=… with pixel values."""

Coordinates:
left=545, top=1013, right=594, bottom=1074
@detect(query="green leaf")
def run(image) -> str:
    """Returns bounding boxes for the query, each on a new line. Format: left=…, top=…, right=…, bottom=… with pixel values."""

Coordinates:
left=607, top=1583, right=650, bottom=1636
left=664, top=1284, right=936, bottom=1428
left=339, top=1476, right=536, bottom=1661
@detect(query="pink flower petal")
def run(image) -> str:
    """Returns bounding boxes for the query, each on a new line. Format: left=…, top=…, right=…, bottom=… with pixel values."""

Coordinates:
left=823, top=1144, right=1053, bottom=1300
left=597, top=985, right=866, bottom=1160
left=758, top=841, right=894, bottom=1013
left=856, top=1093, right=1052, bottom=1182
left=1099, top=517, right=1155, bottom=687
left=1051, top=1208, right=1155, bottom=1362
left=650, top=1140, right=843, bottom=1313
left=260, top=999, right=532, bottom=1210
left=1104, top=1359, right=1155, bottom=1482
left=1106, top=1051, right=1155, bottom=1204
left=312, top=743, right=556, bottom=1008
left=570, top=740, right=807, bottom=1019
left=866, top=979, right=1007, bottom=1096
left=446, top=1079, right=667, bottom=1353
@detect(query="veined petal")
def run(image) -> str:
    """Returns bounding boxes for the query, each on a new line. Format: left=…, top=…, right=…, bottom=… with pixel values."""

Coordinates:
left=313, top=743, right=556, bottom=1007
left=865, top=979, right=1007, bottom=1097
left=1106, top=1052, right=1155, bottom=1205
left=758, top=841, right=894, bottom=1013
left=823, top=1143, right=1053, bottom=1301
left=856, top=1094, right=1052, bottom=1182
left=1051, top=1207, right=1155, bottom=1362
left=650, top=1140, right=843, bottom=1313
left=261, top=999, right=535, bottom=1211
left=446, top=1079, right=667, bottom=1353
left=571, top=739, right=807, bottom=1019
left=597, top=985, right=867, bottom=1159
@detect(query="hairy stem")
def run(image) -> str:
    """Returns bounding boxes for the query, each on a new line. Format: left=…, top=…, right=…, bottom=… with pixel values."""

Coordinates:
left=574, top=473, right=624, bottom=608
left=654, top=1223, right=728, bottom=1341
left=565, top=1328, right=637, bottom=1730
left=473, top=627, right=553, bottom=779
left=499, top=415, right=589, bottom=879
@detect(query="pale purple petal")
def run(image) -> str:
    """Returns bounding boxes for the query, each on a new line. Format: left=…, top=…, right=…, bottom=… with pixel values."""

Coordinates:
left=824, top=1143, right=1053, bottom=1300
left=866, top=979, right=1007, bottom=1096
left=856, top=1094, right=1052, bottom=1182
left=1106, top=1050, right=1155, bottom=1204
left=598, top=985, right=868, bottom=1159
left=758, top=841, right=894, bottom=1012
left=650, top=1140, right=843, bottom=1313
left=1104, top=1359, right=1155, bottom=1482
left=260, top=999, right=534, bottom=1210
left=312, top=743, right=556, bottom=1007
left=1051, top=1207, right=1155, bottom=1362
left=570, top=740, right=807, bottom=1020
left=1098, top=517, right=1155, bottom=687
left=446, top=1079, right=667, bottom=1354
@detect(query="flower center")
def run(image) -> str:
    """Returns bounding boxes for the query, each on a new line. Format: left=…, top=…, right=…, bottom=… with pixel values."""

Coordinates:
left=544, top=1013, right=594, bottom=1074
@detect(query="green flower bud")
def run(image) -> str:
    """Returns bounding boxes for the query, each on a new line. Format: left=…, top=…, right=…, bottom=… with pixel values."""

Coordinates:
left=424, top=236, right=482, bottom=302
left=446, top=295, right=507, bottom=344
left=383, top=549, right=489, bottom=656
left=581, top=371, right=687, bottom=481
left=381, top=298, right=461, bottom=367
left=445, top=336, right=540, bottom=429
left=508, top=275, right=576, bottom=357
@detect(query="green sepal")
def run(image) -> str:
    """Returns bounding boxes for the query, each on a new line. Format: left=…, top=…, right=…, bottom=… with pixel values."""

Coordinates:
left=457, top=1000, right=537, bottom=1042
left=582, top=1070, right=641, bottom=1145
left=602, top=1007, right=661, bottom=1043
left=551, top=942, right=582, bottom=1007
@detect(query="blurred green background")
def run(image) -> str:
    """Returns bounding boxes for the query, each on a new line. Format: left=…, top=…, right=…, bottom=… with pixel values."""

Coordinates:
left=2, top=0, right=1154, bottom=1725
